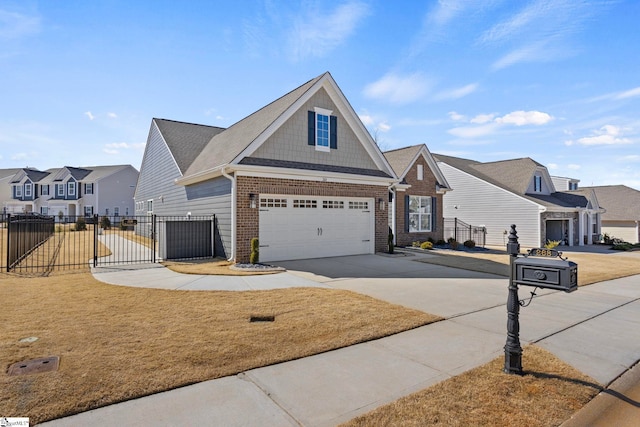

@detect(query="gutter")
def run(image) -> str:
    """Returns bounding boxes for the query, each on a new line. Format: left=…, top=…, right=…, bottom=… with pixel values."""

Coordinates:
left=220, top=167, right=236, bottom=262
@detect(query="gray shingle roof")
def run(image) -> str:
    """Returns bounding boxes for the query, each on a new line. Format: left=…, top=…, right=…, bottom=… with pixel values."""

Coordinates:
left=239, top=157, right=392, bottom=178
left=154, top=119, right=226, bottom=173
left=383, top=145, right=422, bottom=177
left=184, top=74, right=325, bottom=178
left=0, top=168, right=24, bottom=179
left=578, top=185, right=640, bottom=220
left=434, top=153, right=590, bottom=208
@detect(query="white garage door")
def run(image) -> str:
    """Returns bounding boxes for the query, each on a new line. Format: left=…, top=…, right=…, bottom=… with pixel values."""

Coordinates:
left=259, top=195, right=374, bottom=262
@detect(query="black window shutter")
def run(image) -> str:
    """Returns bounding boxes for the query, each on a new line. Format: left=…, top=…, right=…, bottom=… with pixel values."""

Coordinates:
left=404, top=195, right=410, bottom=232
left=308, top=111, right=315, bottom=146
left=431, top=196, right=437, bottom=232
left=330, top=115, right=338, bottom=149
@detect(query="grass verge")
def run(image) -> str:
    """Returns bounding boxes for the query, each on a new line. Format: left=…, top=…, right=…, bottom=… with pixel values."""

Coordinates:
left=0, top=272, right=440, bottom=424
left=417, top=249, right=640, bottom=286
left=342, top=345, right=601, bottom=427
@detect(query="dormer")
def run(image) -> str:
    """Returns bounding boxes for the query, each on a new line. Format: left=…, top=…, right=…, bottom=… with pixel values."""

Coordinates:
left=525, top=167, right=553, bottom=196
left=551, top=176, right=580, bottom=191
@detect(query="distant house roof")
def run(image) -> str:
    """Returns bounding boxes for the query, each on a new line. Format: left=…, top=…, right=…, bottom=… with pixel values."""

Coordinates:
left=9, top=168, right=50, bottom=183
left=434, top=153, right=591, bottom=209
left=154, top=119, right=225, bottom=174
left=42, top=165, right=137, bottom=184
left=0, top=169, right=22, bottom=179
left=577, top=185, right=640, bottom=220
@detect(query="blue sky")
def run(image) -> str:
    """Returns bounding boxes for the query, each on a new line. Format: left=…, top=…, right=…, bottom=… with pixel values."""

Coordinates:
left=1, top=0, right=639, bottom=190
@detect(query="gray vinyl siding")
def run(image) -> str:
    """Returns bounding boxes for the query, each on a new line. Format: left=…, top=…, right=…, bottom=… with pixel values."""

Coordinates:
left=439, top=163, right=542, bottom=247
left=250, top=88, right=379, bottom=171
left=94, top=166, right=138, bottom=216
left=135, top=121, right=232, bottom=257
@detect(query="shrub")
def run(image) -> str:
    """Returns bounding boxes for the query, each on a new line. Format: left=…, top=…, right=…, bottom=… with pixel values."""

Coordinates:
left=100, top=216, right=111, bottom=230
left=75, top=216, right=87, bottom=231
left=449, top=240, right=459, bottom=250
left=463, top=239, right=475, bottom=249
left=420, top=241, right=433, bottom=250
left=250, top=237, right=259, bottom=264
left=544, top=240, right=561, bottom=249
left=435, top=239, right=446, bottom=246
left=427, top=237, right=435, bottom=244
left=412, top=241, right=421, bottom=248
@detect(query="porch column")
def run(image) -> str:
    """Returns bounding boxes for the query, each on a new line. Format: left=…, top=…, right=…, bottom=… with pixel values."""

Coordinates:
left=568, top=219, right=574, bottom=247
left=587, top=212, right=593, bottom=245
left=578, top=210, right=585, bottom=246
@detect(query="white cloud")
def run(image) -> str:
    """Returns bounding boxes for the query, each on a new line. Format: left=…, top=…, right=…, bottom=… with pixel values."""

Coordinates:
left=547, top=163, right=558, bottom=170
left=568, top=164, right=581, bottom=170
left=435, top=83, right=478, bottom=100
left=448, top=123, right=500, bottom=139
left=495, top=110, right=553, bottom=126
left=359, top=113, right=374, bottom=127
left=288, top=1, right=369, bottom=61
left=84, top=111, right=95, bottom=121
left=574, top=125, right=632, bottom=146
left=620, top=154, right=640, bottom=162
left=107, top=112, right=117, bottom=119
left=363, top=72, right=431, bottom=104
left=448, top=111, right=466, bottom=121
left=615, top=87, right=640, bottom=100
left=103, top=142, right=145, bottom=155
left=0, top=9, right=41, bottom=39
left=470, top=113, right=495, bottom=124
left=378, top=122, right=391, bottom=132
left=359, top=112, right=391, bottom=133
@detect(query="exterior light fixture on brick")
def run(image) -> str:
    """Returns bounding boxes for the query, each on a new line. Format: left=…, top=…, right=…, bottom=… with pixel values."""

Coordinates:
left=249, top=193, right=257, bottom=209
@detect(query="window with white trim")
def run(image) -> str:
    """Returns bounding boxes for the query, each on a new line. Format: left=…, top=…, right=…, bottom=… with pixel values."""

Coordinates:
left=315, top=107, right=331, bottom=152
left=25, top=183, right=32, bottom=197
left=534, top=176, right=542, bottom=192
left=84, top=206, right=93, bottom=216
left=56, top=184, right=64, bottom=197
left=408, top=196, right=432, bottom=232
left=85, top=183, right=94, bottom=194
left=114, top=207, right=119, bottom=217
left=147, top=200, right=153, bottom=213
left=41, top=207, right=48, bottom=215
left=68, top=181, right=76, bottom=196
left=417, top=164, right=424, bottom=181
left=308, top=108, right=337, bottom=151
left=41, top=185, right=49, bottom=196
left=15, top=185, right=22, bottom=197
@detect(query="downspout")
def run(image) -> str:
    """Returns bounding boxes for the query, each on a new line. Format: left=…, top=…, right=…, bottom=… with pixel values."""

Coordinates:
left=388, top=185, right=396, bottom=244
left=221, top=167, right=236, bottom=262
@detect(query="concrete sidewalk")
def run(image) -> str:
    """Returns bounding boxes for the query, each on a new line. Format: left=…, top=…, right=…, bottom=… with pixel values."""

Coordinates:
left=41, top=254, right=640, bottom=426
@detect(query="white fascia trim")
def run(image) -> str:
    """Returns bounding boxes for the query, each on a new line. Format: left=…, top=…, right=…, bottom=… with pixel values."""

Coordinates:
left=234, top=165, right=396, bottom=187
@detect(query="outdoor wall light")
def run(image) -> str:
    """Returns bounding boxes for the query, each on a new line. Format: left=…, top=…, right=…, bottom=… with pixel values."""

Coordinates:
left=378, top=198, right=385, bottom=211
left=249, top=193, right=257, bottom=209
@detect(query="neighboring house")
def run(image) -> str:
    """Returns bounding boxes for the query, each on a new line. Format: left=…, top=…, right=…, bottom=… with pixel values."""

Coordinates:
left=434, top=154, right=604, bottom=248
left=4, top=165, right=138, bottom=220
left=383, top=144, right=451, bottom=246
left=135, top=72, right=399, bottom=263
left=1, top=168, right=27, bottom=214
left=575, top=185, right=640, bottom=244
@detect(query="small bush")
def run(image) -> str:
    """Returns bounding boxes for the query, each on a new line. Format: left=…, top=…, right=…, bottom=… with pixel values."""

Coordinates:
left=412, top=241, right=421, bottom=248
left=75, top=216, right=87, bottom=231
left=420, top=241, right=433, bottom=250
left=463, top=240, right=475, bottom=249
left=435, top=239, right=446, bottom=246
left=544, top=240, right=561, bottom=249
left=100, top=216, right=111, bottom=230
left=250, top=237, right=259, bottom=264
left=449, top=240, right=459, bottom=250
left=427, top=237, right=435, bottom=244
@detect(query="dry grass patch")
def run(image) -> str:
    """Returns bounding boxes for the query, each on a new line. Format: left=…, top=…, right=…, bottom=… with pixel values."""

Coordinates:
left=0, top=272, right=440, bottom=424
left=343, top=345, right=600, bottom=427
left=419, top=249, right=640, bottom=286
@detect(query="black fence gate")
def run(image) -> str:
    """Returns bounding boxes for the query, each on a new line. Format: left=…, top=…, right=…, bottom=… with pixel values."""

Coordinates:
left=444, top=217, right=486, bottom=247
left=0, top=214, right=216, bottom=275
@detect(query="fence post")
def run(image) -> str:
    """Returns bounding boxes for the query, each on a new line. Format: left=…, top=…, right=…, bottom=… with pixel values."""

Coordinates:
left=5, top=213, right=10, bottom=272
left=454, top=217, right=458, bottom=242
left=93, top=214, right=98, bottom=267
left=152, top=214, right=156, bottom=263
left=211, top=214, right=216, bottom=258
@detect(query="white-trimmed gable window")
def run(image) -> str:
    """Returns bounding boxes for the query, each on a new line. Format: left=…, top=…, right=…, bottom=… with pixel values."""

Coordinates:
left=534, top=176, right=542, bottom=192
left=56, top=184, right=65, bottom=197
left=24, top=183, right=32, bottom=197
left=67, top=181, right=76, bottom=196
left=308, top=108, right=337, bottom=151
left=569, top=182, right=578, bottom=190
left=417, top=164, right=424, bottom=181
left=14, top=185, right=22, bottom=197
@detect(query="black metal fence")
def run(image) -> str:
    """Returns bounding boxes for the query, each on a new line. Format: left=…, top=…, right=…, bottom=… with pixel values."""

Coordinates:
left=444, top=217, right=486, bottom=247
left=0, top=214, right=216, bottom=275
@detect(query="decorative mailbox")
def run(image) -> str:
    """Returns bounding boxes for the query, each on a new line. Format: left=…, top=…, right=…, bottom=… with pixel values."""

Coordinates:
left=513, top=249, right=577, bottom=292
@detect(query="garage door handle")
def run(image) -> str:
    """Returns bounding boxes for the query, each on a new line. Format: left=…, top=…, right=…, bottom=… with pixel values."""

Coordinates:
left=260, top=245, right=269, bottom=248
left=317, top=227, right=323, bottom=236
left=362, top=239, right=370, bottom=242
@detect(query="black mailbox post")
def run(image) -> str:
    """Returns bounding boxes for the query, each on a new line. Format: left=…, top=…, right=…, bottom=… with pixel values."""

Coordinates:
left=503, top=224, right=578, bottom=375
